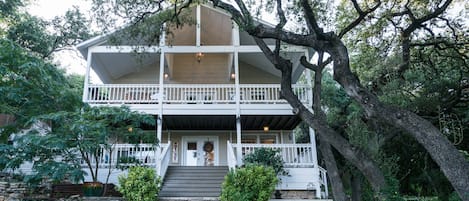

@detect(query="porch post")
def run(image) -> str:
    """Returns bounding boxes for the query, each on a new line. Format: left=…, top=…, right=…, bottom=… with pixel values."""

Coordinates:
left=234, top=30, right=242, bottom=165
left=82, top=50, right=92, bottom=102
left=156, top=116, right=163, bottom=174
left=236, top=117, right=242, bottom=165
left=310, top=128, right=321, bottom=198
left=305, top=51, right=313, bottom=108
left=196, top=5, right=201, bottom=47
left=156, top=46, right=165, bottom=175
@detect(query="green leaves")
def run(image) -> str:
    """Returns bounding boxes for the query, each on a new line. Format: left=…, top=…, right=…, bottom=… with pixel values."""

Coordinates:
left=220, top=165, right=278, bottom=201
left=243, top=147, right=288, bottom=176
left=118, top=166, right=161, bottom=201
left=3, top=105, right=156, bottom=184
left=0, top=39, right=82, bottom=139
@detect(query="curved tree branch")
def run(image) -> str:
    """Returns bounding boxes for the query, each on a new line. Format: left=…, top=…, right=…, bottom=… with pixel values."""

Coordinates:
left=338, top=0, right=381, bottom=38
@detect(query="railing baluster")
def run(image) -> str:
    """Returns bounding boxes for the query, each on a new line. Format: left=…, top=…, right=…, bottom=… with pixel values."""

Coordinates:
left=85, top=84, right=310, bottom=105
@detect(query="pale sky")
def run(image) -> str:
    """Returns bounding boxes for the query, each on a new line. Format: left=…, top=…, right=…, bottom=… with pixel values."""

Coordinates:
left=27, top=0, right=96, bottom=80
left=28, top=0, right=92, bottom=20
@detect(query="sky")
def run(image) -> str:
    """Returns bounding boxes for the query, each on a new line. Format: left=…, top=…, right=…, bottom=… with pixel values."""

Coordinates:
left=27, top=0, right=93, bottom=77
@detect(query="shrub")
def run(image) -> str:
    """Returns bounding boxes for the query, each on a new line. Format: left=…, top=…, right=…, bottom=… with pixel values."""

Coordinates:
left=118, top=166, right=161, bottom=201
left=220, top=165, right=278, bottom=201
left=243, top=147, right=288, bottom=176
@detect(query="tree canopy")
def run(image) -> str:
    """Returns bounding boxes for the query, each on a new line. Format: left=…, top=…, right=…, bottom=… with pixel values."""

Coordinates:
left=89, top=0, right=469, bottom=200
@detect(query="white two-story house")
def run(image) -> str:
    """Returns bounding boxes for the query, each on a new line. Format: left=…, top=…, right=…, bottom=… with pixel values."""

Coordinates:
left=76, top=4, right=328, bottom=199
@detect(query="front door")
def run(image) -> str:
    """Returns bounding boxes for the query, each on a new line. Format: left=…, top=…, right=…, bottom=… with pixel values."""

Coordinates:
left=183, top=136, right=218, bottom=166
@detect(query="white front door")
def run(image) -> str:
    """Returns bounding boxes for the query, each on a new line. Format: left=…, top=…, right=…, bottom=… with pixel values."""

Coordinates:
left=182, top=136, right=219, bottom=166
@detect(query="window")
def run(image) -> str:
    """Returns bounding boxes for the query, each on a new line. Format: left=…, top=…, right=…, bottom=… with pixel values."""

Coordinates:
left=241, top=134, right=278, bottom=144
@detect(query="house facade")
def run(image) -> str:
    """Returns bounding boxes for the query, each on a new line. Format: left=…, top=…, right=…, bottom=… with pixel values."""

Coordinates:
left=76, top=4, right=328, bottom=198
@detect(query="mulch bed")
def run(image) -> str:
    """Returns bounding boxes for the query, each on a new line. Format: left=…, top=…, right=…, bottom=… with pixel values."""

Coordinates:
left=51, top=183, right=121, bottom=198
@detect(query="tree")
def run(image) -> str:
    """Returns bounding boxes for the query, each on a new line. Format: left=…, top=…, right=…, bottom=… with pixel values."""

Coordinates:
left=2, top=105, right=156, bottom=185
left=0, top=0, right=96, bottom=186
left=0, top=0, right=92, bottom=137
left=89, top=0, right=469, bottom=199
left=34, top=105, right=156, bottom=182
left=0, top=39, right=82, bottom=142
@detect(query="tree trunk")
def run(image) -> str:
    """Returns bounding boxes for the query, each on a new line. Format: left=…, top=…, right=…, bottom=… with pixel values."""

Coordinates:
left=248, top=37, right=387, bottom=198
left=351, top=171, right=362, bottom=201
left=314, top=53, right=347, bottom=201
left=328, top=38, right=469, bottom=201
left=209, top=0, right=469, bottom=199
left=319, top=138, right=347, bottom=201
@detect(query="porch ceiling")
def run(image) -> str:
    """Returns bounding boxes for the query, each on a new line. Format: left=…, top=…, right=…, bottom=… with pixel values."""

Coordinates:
left=162, top=115, right=301, bottom=130
left=163, top=115, right=236, bottom=130
left=92, top=52, right=161, bottom=83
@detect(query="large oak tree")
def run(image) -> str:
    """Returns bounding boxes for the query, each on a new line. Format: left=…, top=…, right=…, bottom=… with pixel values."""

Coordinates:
left=91, top=0, right=469, bottom=199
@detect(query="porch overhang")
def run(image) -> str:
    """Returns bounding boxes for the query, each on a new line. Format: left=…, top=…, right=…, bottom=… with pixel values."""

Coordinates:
left=161, top=115, right=301, bottom=130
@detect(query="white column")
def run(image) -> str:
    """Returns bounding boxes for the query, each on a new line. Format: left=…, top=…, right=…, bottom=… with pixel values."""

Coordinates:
left=232, top=23, right=240, bottom=46
left=156, top=117, right=163, bottom=174
left=236, top=117, right=242, bottom=165
left=305, top=50, right=313, bottom=107
left=159, top=23, right=166, bottom=47
left=234, top=43, right=242, bottom=165
left=157, top=50, right=165, bottom=174
left=280, top=130, right=284, bottom=144
left=196, top=5, right=201, bottom=47
left=82, top=50, right=92, bottom=102
left=234, top=51, right=240, bottom=115
left=159, top=51, right=165, bottom=112
left=310, top=127, right=321, bottom=198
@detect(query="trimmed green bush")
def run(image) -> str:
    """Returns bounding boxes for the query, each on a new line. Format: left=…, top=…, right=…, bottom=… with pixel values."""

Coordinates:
left=243, top=147, right=288, bottom=176
left=118, top=166, right=161, bottom=201
left=220, top=165, right=278, bottom=201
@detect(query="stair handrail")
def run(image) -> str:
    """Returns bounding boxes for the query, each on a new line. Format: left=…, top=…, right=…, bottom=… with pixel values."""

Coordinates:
left=318, top=165, right=329, bottom=198
left=227, top=141, right=237, bottom=170
left=157, top=141, right=172, bottom=180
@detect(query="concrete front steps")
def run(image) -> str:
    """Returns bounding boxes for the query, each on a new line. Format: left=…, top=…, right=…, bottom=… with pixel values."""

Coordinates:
left=159, top=166, right=229, bottom=199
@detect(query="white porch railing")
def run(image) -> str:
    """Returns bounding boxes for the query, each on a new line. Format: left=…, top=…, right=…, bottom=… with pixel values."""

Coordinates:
left=319, top=166, right=329, bottom=198
left=157, top=142, right=171, bottom=179
left=227, top=141, right=237, bottom=170
left=87, top=84, right=159, bottom=104
left=85, top=84, right=311, bottom=104
left=239, top=84, right=310, bottom=104
left=164, top=84, right=235, bottom=104
left=80, top=144, right=164, bottom=168
left=231, top=143, right=315, bottom=167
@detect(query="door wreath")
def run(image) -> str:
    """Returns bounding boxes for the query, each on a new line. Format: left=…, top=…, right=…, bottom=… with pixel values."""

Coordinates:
left=203, top=142, right=214, bottom=152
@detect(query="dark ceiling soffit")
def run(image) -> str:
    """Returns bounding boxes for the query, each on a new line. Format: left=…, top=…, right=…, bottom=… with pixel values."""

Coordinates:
left=158, top=115, right=301, bottom=130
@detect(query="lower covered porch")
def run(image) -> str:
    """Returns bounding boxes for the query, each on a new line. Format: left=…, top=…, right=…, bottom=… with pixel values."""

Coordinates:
left=81, top=138, right=328, bottom=198
left=81, top=114, right=328, bottom=198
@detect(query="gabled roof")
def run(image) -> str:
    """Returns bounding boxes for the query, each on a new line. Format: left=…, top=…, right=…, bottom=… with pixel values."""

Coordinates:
left=76, top=3, right=311, bottom=83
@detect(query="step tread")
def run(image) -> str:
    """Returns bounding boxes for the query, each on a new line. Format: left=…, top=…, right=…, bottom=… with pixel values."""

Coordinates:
left=161, top=166, right=227, bottom=198
left=159, top=192, right=221, bottom=197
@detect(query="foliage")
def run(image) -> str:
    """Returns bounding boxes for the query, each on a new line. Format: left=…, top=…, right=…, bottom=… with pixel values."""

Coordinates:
left=116, top=156, right=142, bottom=171
left=0, top=0, right=94, bottom=188
left=220, top=165, right=278, bottom=201
left=243, top=148, right=288, bottom=176
left=4, top=4, right=92, bottom=58
left=294, top=122, right=310, bottom=143
left=0, top=38, right=83, bottom=142
left=31, top=105, right=156, bottom=182
left=1, top=105, right=156, bottom=185
left=118, top=166, right=161, bottom=201
left=89, top=0, right=469, bottom=199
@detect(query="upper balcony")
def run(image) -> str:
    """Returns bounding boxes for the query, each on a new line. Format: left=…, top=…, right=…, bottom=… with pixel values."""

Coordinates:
left=85, top=83, right=311, bottom=115
left=77, top=4, right=313, bottom=115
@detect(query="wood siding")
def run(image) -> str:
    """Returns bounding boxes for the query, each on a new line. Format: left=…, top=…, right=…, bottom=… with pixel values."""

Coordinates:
left=168, top=53, right=232, bottom=84
left=112, top=64, right=160, bottom=84
left=239, top=61, right=281, bottom=84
